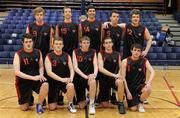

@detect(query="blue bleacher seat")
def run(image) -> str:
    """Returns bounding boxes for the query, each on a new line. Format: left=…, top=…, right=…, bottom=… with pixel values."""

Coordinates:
left=172, top=47, right=180, bottom=53
left=153, top=47, right=163, bottom=53
left=157, top=53, right=167, bottom=60
left=0, top=51, right=9, bottom=58
left=147, top=53, right=157, bottom=60
left=10, top=51, right=16, bottom=58
left=13, top=45, right=22, bottom=51
left=163, top=47, right=172, bottom=53
left=3, top=45, right=13, bottom=51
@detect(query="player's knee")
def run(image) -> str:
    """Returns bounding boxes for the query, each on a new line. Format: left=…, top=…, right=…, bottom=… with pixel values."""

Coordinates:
left=129, top=106, right=138, bottom=111
left=41, top=82, right=49, bottom=91
left=67, top=83, right=74, bottom=89
left=89, top=79, right=96, bottom=86
left=20, top=104, right=29, bottom=111
left=116, top=79, right=123, bottom=86
left=49, top=105, right=56, bottom=111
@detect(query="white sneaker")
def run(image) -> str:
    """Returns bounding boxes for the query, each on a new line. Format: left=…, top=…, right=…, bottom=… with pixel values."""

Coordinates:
left=67, top=103, right=77, bottom=113
left=143, top=100, right=149, bottom=104
left=138, top=103, right=145, bottom=113
left=89, top=103, right=95, bottom=115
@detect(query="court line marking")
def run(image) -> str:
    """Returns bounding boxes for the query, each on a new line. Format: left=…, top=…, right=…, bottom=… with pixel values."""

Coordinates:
left=163, top=76, right=180, bottom=107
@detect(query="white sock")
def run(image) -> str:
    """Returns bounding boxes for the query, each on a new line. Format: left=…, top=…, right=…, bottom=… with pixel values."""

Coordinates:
left=90, top=99, right=94, bottom=105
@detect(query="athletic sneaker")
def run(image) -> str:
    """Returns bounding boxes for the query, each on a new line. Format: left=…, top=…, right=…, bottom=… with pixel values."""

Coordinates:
left=67, top=103, right=77, bottom=113
left=143, top=100, right=149, bottom=104
left=89, top=103, right=95, bottom=115
left=36, top=104, right=44, bottom=114
left=118, top=102, right=126, bottom=114
left=138, top=103, right=145, bottom=113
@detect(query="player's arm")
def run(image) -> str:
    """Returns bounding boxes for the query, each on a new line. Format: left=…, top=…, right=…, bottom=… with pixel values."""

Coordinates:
left=78, top=24, right=82, bottom=40
left=38, top=51, right=44, bottom=76
left=50, top=26, right=54, bottom=50
left=143, top=28, right=152, bottom=56
left=72, top=50, right=88, bottom=79
left=67, top=55, right=75, bottom=82
left=26, top=25, right=30, bottom=33
left=101, top=23, right=104, bottom=42
left=93, top=52, right=98, bottom=78
left=13, top=53, right=35, bottom=81
left=145, top=59, right=155, bottom=85
left=55, top=25, right=59, bottom=37
left=121, top=59, right=132, bottom=99
left=98, top=52, right=118, bottom=78
left=45, top=55, right=64, bottom=82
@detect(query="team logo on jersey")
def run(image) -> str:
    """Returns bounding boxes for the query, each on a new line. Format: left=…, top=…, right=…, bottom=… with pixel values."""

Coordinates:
left=63, top=61, right=67, bottom=65
left=138, top=68, right=142, bottom=72
left=113, top=59, right=117, bottom=63
left=138, top=33, right=142, bottom=36
left=35, top=58, right=38, bottom=62
left=88, top=58, right=92, bottom=61
left=116, top=33, right=120, bottom=37
left=44, top=32, right=48, bottom=36
left=72, top=30, right=76, bottom=33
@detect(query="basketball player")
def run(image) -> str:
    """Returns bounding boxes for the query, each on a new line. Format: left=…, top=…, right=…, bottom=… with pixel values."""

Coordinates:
left=103, top=10, right=123, bottom=52
left=26, top=7, right=53, bottom=60
left=98, top=37, right=125, bottom=114
left=72, top=36, right=97, bottom=115
left=13, top=33, right=48, bottom=114
left=45, top=37, right=76, bottom=113
left=79, top=5, right=103, bottom=52
left=56, top=6, right=78, bottom=56
left=121, top=43, right=155, bottom=112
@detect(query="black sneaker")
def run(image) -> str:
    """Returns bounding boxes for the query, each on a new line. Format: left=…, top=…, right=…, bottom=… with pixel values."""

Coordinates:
left=111, top=93, right=118, bottom=105
left=57, top=95, right=64, bottom=105
left=118, top=102, right=126, bottom=114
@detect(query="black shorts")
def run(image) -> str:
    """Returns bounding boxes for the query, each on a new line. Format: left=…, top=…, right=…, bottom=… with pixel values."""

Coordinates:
left=48, top=78, right=67, bottom=104
left=126, top=83, right=146, bottom=108
left=15, top=77, right=45, bottom=105
left=98, top=74, right=118, bottom=102
left=73, top=75, right=89, bottom=103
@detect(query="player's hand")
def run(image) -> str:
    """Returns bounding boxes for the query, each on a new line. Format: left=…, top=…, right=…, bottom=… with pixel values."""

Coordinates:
left=39, top=75, right=47, bottom=82
left=141, top=50, right=148, bottom=57
left=126, top=91, right=133, bottom=100
left=114, top=74, right=120, bottom=79
left=34, top=75, right=41, bottom=81
left=88, top=74, right=96, bottom=80
left=62, top=78, right=71, bottom=84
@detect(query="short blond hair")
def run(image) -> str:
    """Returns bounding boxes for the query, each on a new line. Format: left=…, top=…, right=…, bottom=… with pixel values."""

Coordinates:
left=33, top=7, right=45, bottom=16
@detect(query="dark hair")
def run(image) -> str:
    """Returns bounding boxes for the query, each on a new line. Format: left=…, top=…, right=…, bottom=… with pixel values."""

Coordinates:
left=53, top=36, right=63, bottom=43
left=110, top=10, right=119, bottom=16
left=101, top=37, right=113, bottom=50
left=79, top=36, right=90, bottom=42
left=130, top=9, right=141, bottom=18
left=130, top=43, right=142, bottom=51
left=22, top=33, right=33, bottom=42
left=86, top=5, right=95, bottom=11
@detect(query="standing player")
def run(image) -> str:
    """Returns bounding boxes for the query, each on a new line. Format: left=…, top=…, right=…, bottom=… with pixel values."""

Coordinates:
left=56, top=6, right=78, bottom=56
left=79, top=5, right=103, bottom=52
left=103, top=10, right=123, bottom=52
left=72, top=36, right=97, bottom=115
left=121, top=43, right=155, bottom=112
left=98, top=37, right=125, bottom=114
left=104, top=9, right=152, bottom=59
left=26, top=7, right=53, bottom=60
left=121, top=9, right=152, bottom=59
left=45, top=37, right=77, bottom=113
left=13, top=33, right=48, bottom=114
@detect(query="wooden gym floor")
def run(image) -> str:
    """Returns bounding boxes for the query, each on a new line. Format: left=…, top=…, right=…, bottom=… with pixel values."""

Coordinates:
left=0, top=68, right=179, bottom=118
